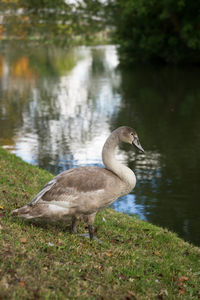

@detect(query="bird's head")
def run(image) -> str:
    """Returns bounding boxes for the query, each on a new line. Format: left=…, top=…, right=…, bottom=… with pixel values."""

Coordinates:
left=117, top=126, right=144, bottom=153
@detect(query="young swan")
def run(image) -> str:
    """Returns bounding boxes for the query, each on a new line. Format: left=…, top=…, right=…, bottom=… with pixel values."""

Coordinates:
left=12, top=126, right=144, bottom=240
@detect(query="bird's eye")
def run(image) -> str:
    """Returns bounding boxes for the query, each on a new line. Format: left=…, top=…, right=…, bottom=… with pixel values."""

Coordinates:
left=131, top=132, right=134, bottom=136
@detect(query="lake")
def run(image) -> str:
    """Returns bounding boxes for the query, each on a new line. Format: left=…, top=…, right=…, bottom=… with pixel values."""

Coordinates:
left=0, top=43, right=200, bottom=246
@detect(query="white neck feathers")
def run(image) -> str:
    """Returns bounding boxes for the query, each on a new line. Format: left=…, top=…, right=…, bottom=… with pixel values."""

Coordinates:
left=102, top=131, right=136, bottom=189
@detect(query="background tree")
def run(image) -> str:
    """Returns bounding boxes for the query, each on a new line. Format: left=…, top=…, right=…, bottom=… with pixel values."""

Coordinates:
left=0, top=0, right=75, bottom=43
left=0, top=0, right=108, bottom=44
left=110, top=0, right=200, bottom=64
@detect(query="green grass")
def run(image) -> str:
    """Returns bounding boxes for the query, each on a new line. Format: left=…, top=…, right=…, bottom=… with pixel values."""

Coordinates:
left=0, top=147, right=200, bottom=299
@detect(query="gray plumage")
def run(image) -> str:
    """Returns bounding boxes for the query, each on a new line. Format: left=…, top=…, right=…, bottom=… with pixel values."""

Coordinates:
left=11, top=126, right=144, bottom=239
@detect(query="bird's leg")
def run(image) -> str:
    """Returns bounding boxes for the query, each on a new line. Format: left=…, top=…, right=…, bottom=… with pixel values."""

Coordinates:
left=70, top=216, right=77, bottom=234
left=87, top=215, right=103, bottom=243
left=88, top=225, right=94, bottom=240
left=87, top=213, right=96, bottom=240
left=76, top=213, right=103, bottom=243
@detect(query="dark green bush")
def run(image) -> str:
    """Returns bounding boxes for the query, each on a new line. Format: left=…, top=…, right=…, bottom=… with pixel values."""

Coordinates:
left=113, top=0, right=200, bottom=64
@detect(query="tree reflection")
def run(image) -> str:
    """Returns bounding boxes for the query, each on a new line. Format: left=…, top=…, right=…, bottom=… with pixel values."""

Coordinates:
left=112, top=65, right=200, bottom=245
left=0, top=44, right=76, bottom=149
left=0, top=44, right=121, bottom=170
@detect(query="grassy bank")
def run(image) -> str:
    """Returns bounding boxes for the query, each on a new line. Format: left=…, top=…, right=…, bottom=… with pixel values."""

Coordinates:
left=0, top=147, right=200, bottom=299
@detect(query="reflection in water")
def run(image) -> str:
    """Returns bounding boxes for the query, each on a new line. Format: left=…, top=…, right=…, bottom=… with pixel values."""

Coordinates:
left=112, top=65, right=200, bottom=246
left=0, top=44, right=200, bottom=246
left=0, top=46, right=121, bottom=170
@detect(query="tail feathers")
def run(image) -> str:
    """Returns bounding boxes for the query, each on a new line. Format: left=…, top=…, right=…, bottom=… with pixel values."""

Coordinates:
left=11, top=205, right=35, bottom=219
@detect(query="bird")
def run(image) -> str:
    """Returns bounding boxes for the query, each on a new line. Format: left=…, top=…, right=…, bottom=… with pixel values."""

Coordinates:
left=12, top=126, right=144, bottom=240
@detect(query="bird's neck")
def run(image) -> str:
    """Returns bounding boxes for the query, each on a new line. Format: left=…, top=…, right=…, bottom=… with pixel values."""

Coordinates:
left=102, top=132, right=136, bottom=189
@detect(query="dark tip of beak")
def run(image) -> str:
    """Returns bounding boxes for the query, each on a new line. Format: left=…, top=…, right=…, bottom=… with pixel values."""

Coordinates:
left=132, top=140, right=145, bottom=153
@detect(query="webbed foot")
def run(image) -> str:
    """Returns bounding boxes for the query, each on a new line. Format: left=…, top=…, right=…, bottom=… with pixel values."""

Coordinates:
left=77, top=233, right=103, bottom=244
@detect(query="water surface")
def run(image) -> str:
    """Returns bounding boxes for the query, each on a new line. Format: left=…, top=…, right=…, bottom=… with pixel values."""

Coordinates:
left=0, top=44, right=200, bottom=245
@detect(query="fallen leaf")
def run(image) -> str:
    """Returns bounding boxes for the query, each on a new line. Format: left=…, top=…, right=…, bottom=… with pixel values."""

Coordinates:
left=20, top=237, right=27, bottom=244
left=19, top=281, right=25, bottom=287
left=178, top=276, right=189, bottom=282
left=153, top=251, right=161, bottom=256
left=105, top=250, right=113, bottom=257
left=0, top=205, right=4, bottom=210
left=178, top=287, right=186, bottom=294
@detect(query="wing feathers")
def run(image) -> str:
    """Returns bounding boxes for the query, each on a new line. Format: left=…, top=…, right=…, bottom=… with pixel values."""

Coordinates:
left=29, top=166, right=120, bottom=206
left=29, top=179, right=57, bottom=206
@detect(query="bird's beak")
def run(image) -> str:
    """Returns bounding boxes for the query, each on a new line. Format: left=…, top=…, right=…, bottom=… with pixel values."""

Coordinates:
left=132, top=137, right=144, bottom=153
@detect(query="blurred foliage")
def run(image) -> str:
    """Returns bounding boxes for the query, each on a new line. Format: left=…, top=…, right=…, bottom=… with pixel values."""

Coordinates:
left=0, top=0, right=109, bottom=44
left=0, top=44, right=77, bottom=147
left=108, top=0, right=200, bottom=64
left=73, top=0, right=108, bottom=43
left=1, top=0, right=200, bottom=62
left=0, top=0, right=74, bottom=43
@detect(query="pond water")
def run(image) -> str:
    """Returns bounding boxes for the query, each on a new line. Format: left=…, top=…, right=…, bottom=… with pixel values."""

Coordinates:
left=0, top=43, right=200, bottom=246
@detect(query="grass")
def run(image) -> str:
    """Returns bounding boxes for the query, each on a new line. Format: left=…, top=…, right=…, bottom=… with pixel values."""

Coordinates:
left=0, top=147, right=200, bottom=300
